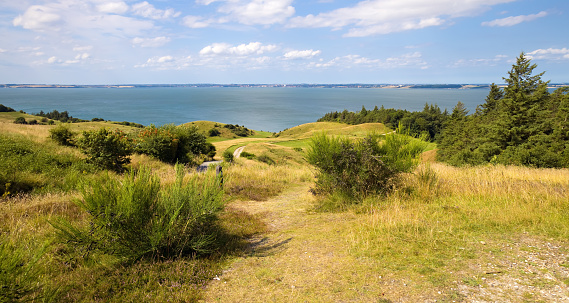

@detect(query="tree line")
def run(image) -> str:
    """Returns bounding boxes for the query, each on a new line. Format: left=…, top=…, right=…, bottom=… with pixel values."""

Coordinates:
left=318, top=53, right=569, bottom=168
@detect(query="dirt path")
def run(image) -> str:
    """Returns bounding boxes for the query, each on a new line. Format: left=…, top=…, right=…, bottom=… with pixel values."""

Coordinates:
left=233, top=146, right=245, bottom=158
left=202, top=185, right=395, bottom=302
left=202, top=185, right=569, bottom=302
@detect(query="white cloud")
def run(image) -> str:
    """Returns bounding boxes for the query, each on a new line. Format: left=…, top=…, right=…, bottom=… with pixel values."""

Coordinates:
left=190, top=0, right=295, bottom=27
left=135, top=55, right=193, bottom=70
left=219, top=0, right=295, bottom=25
left=196, top=0, right=220, bottom=5
left=132, top=36, right=171, bottom=47
left=288, top=0, right=515, bottom=37
left=73, top=46, right=93, bottom=52
left=527, top=48, right=569, bottom=60
left=200, top=42, right=278, bottom=56
left=451, top=54, right=509, bottom=67
left=283, top=49, right=321, bottom=60
left=482, top=11, right=547, bottom=27
left=310, top=52, right=427, bottom=69
left=13, top=5, right=62, bottom=31
left=96, top=1, right=129, bottom=14
left=13, top=1, right=155, bottom=36
left=131, top=1, right=181, bottom=20
left=182, top=16, right=212, bottom=28
left=75, top=53, right=90, bottom=60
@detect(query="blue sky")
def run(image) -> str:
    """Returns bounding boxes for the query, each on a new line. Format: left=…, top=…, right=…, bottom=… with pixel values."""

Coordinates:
left=0, top=0, right=567, bottom=84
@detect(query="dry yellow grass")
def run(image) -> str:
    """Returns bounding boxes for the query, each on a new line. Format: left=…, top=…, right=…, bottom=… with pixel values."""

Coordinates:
left=224, top=160, right=312, bottom=201
left=202, top=161, right=569, bottom=302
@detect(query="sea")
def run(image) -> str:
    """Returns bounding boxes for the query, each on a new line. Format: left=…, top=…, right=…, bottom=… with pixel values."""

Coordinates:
left=1, top=87, right=491, bottom=132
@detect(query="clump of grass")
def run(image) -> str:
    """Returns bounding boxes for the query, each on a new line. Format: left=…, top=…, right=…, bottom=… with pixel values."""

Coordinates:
left=52, top=164, right=226, bottom=262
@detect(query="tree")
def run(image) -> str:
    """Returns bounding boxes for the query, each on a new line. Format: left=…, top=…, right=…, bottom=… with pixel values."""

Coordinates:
left=497, top=52, right=550, bottom=148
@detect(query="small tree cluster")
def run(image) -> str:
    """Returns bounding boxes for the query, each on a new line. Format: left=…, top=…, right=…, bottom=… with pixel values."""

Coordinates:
left=438, top=53, right=569, bottom=167
left=223, top=124, right=254, bottom=137
left=318, top=103, right=449, bottom=141
left=0, top=104, right=15, bottom=112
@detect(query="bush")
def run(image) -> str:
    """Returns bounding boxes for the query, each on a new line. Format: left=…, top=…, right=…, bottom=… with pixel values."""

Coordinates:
left=77, top=128, right=133, bottom=172
left=14, top=117, right=27, bottom=124
left=52, top=165, right=225, bottom=261
left=240, top=151, right=256, bottom=160
left=222, top=150, right=234, bottom=162
left=135, top=124, right=209, bottom=164
left=49, top=124, right=76, bottom=146
left=208, top=128, right=221, bottom=137
left=257, top=154, right=275, bottom=165
left=307, top=129, right=427, bottom=199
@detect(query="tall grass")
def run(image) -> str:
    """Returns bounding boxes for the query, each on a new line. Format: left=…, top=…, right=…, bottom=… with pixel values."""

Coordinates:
left=52, top=164, right=225, bottom=262
left=224, top=160, right=312, bottom=201
left=0, top=133, right=95, bottom=196
left=349, top=163, right=569, bottom=284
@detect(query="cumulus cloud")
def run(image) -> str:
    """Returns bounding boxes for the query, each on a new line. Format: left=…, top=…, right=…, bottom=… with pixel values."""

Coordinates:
left=190, top=0, right=295, bottom=27
left=283, top=49, right=321, bottom=60
left=527, top=48, right=569, bottom=60
left=132, top=36, right=171, bottom=47
left=482, top=11, right=547, bottom=27
left=288, top=0, right=514, bottom=37
left=13, top=5, right=62, bottom=31
left=13, top=1, right=155, bottom=35
left=131, top=1, right=181, bottom=20
left=96, top=1, right=129, bottom=14
left=199, top=42, right=278, bottom=56
left=219, top=0, right=295, bottom=25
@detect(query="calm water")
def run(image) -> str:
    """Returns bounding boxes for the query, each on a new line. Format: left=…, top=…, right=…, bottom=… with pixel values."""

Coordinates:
left=1, top=87, right=490, bottom=132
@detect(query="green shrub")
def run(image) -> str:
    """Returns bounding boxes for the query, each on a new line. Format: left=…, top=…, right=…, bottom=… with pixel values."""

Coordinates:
left=49, top=124, right=76, bottom=146
left=52, top=165, right=225, bottom=261
left=14, top=117, right=27, bottom=124
left=77, top=128, right=133, bottom=172
left=307, top=129, right=427, bottom=199
left=135, top=124, right=210, bottom=164
left=257, top=154, right=275, bottom=165
left=240, top=151, right=256, bottom=160
left=222, top=150, right=234, bottom=162
left=208, top=128, right=221, bottom=137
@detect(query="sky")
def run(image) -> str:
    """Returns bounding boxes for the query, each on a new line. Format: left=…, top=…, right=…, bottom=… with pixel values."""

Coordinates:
left=0, top=0, right=567, bottom=84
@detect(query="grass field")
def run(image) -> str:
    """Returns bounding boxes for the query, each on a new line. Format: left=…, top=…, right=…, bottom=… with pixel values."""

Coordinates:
left=1, top=112, right=568, bottom=302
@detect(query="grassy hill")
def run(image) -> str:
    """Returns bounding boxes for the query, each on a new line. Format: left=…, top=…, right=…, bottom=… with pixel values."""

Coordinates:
left=1, top=112, right=569, bottom=302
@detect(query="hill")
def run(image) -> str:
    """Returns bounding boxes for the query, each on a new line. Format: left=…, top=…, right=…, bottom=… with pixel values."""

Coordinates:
left=1, top=111, right=569, bottom=302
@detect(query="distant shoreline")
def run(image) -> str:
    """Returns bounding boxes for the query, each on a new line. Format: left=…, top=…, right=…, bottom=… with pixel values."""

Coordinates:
left=2, top=83, right=567, bottom=89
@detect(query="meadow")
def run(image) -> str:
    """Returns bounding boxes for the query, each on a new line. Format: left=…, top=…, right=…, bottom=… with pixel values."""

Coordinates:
left=1, top=110, right=568, bottom=302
